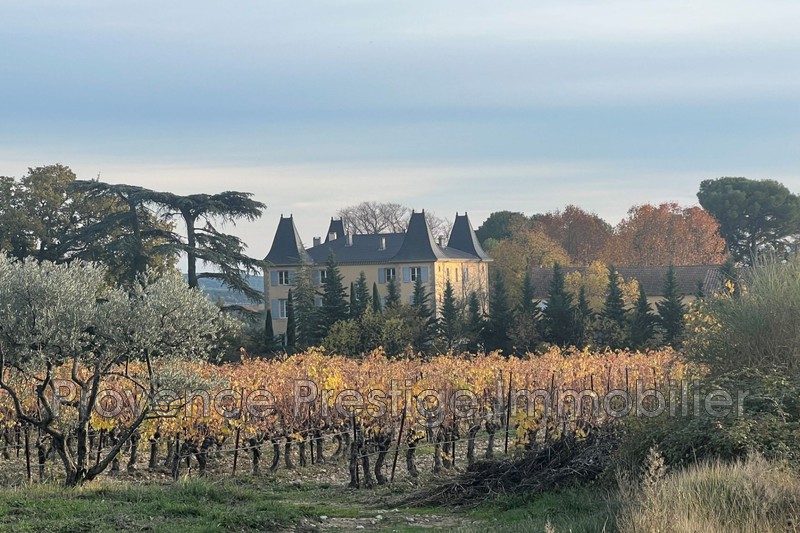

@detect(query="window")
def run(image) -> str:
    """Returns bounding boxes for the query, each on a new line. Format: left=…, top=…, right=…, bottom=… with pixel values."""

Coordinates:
left=455, top=267, right=459, bottom=282
left=319, top=270, right=327, bottom=284
left=410, top=266, right=422, bottom=282
left=278, top=270, right=291, bottom=285
left=278, top=299, right=288, bottom=319
left=381, top=267, right=396, bottom=282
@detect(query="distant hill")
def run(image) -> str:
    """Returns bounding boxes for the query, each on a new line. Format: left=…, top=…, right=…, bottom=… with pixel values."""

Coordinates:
left=184, top=274, right=264, bottom=307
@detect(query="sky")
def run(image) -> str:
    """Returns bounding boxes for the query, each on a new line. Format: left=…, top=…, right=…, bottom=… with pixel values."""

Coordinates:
left=1, top=0, right=799, bottom=265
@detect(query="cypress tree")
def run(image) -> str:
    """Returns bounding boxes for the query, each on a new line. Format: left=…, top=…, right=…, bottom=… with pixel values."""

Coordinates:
left=438, top=279, right=461, bottom=352
left=511, top=271, right=539, bottom=354
left=353, top=272, right=370, bottom=317
left=542, top=263, right=576, bottom=346
left=575, top=285, right=593, bottom=347
left=293, top=267, right=319, bottom=349
left=465, top=291, right=484, bottom=354
left=349, top=281, right=357, bottom=317
left=320, top=252, right=349, bottom=334
left=285, top=289, right=296, bottom=351
left=656, top=265, right=687, bottom=346
left=486, top=270, right=513, bottom=354
left=264, top=309, right=275, bottom=353
left=372, top=282, right=382, bottom=314
left=412, top=277, right=431, bottom=319
left=520, top=271, right=537, bottom=315
left=411, top=276, right=433, bottom=352
left=385, top=277, right=401, bottom=309
left=628, top=284, right=655, bottom=350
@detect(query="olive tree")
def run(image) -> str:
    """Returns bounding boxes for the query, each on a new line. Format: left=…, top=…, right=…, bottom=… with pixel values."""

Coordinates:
left=0, top=255, right=237, bottom=486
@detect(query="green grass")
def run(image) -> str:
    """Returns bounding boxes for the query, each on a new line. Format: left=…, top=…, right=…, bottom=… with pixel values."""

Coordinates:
left=0, top=478, right=354, bottom=533
left=465, top=484, right=617, bottom=532
left=0, top=475, right=616, bottom=532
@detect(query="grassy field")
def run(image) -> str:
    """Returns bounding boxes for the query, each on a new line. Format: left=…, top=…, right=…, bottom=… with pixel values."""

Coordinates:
left=0, top=475, right=614, bottom=532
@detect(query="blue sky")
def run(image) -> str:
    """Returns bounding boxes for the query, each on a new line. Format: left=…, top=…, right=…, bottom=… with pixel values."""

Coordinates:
left=2, top=1, right=799, bottom=260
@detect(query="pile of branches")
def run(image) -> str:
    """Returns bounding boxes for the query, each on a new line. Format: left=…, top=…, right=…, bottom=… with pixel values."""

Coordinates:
left=405, top=424, right=621, bottom=507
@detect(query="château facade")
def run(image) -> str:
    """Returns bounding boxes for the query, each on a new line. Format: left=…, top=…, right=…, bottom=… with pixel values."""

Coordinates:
left=263, top=211, right=492, bottom=337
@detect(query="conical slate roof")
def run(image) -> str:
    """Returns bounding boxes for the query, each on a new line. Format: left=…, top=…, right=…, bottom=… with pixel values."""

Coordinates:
left=325, top=219, right=346, bottom=242
left=447, top=213, right=491, bottom=260
left=264, top=215, right=312, bottom=265
left=391, top=210, right=447, bottom=262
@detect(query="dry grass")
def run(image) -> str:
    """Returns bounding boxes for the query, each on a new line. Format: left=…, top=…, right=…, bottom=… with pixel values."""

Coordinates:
left=617, top=450, right=800, bottom=533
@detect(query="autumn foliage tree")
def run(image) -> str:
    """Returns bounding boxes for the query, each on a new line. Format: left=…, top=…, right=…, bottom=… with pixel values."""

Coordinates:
left=534, top=205, right=613, bottom=265
left=488, top=222, right=570, bottom=304
left=602, top=203, right=726, bottom=266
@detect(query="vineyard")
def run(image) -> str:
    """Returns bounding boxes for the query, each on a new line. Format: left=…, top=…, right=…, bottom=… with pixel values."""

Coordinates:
left=0, top=347, right=690, bottom=489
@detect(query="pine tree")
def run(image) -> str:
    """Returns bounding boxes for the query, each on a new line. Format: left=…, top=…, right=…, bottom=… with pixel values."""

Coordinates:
left=465, top=291, right=484, bottom=354
left=656, top=265, right=687, bottom=346
left=628, top=284, right=655, bottom=349
left=438, top=280, right=462, bottom=352
left=385, top=277, right=401, bottom=309
left=285, top=290, right=296, bottom=351
left=600, top=266, right=627, bottom=349
left=694, top=279, right=705, bottom=299
left=372, top=282, right=383, bottom=314
left=353, top=272, right=370, bottom=317
left=320, top=252, right=349, bottom=334
left=486, top=271, right=513, bottom=354
left=603, top=266, right=626, bottom=324
left=542, top=263, right=576, bottom=346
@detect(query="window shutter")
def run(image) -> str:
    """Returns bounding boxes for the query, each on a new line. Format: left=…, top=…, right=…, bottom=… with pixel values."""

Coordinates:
left=378, top=268, right=386, bottom=284
left=288, top=271, right=295, bottom=285
left=315, top=297, right=323, bottom=307
left=421, top=267, right=429, bottom=283
left=270, top=271, right=279, bottom=287
left=271, top=299, right=280, bottom=318
left=403, top=267, right=411, bottom=283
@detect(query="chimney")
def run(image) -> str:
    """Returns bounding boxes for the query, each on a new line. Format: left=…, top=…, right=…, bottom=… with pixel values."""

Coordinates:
left=346, top=234, right=353, bottom=247
left=313, top=237, right=321, bottom=247
left=379, top=236, right=386, bottom=251
left=328, top=231, right=337, bottom=241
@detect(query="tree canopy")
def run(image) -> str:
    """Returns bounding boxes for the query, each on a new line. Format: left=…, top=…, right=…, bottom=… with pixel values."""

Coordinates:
left=698, top=177, right=800, bottom=263
left=0, top=257, right=237, bottom=486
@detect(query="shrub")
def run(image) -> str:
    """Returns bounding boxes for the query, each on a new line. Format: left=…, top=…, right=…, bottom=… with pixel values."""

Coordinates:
left=611, top=369, right=800, bottom=474
left=684, top=257, right=800, bottom=375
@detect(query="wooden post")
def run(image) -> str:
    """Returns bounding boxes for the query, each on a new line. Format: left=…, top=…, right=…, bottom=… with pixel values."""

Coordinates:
left=389, top=403, right=407, bottom=484
left=504, top=371, right=513, bottom=455
left=24, top=424, right=31, bottom=481
left=352, top=414, right=359, bottom=487
left=95, top=428, right=104, bottom=466
left=232, top=427, right=241, bottom=475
